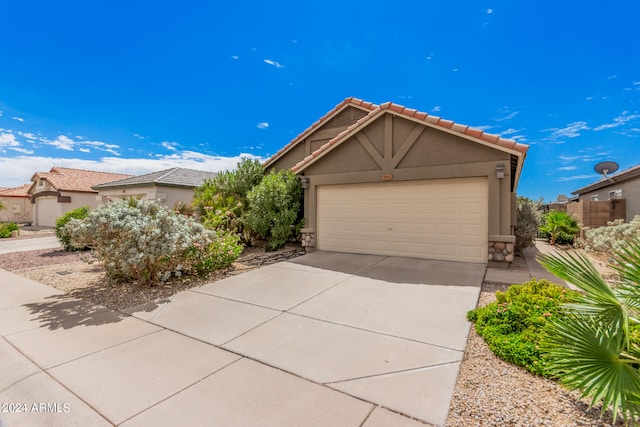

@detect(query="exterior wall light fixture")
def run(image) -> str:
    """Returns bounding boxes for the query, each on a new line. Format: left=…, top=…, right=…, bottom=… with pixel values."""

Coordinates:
left=300, top=176, right=310, bottom=189
left=495, top=163, right=506, bottom=179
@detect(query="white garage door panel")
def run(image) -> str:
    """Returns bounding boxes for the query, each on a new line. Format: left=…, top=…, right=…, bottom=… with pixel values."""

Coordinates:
left=317, top=178, right=488, bottom=263
left=36, top=197, right=63, bottom=227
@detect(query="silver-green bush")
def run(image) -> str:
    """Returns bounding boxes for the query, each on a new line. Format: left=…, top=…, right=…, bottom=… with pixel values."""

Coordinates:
left=578, top=215, right=640, bottom=255
left=65, top=199, right=242, bottom=284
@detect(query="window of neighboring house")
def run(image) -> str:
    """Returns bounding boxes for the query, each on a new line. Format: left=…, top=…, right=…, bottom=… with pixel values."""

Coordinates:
left=609, top=189, right=622, bottom=200
left=38, top=178, right=45, bottom=187
left=590, top=195, right=599, bottom=201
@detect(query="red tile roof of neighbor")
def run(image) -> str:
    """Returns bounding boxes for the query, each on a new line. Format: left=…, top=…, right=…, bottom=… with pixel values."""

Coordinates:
left=264, top=97, right=529, bottom=172
left=29, top=167, right=135, bottom=193
left=0, top=184, right=31, bottom=198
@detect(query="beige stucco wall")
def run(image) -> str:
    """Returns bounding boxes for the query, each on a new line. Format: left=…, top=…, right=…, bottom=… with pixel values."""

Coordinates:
left=0, top=197, right=33, bottom=223
left=271, top=112, right=517, bottom=241
left=578, top=176, right=640, bottom=221
left=96, top=185, right=197, bottom=209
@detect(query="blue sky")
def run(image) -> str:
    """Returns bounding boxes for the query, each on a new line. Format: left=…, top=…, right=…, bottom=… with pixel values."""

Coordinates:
left=1, top=0, right=639, bottom=201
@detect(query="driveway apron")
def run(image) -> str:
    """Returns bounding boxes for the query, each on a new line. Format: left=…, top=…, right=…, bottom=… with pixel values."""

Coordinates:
left=1, top=251, right=484, bottom=426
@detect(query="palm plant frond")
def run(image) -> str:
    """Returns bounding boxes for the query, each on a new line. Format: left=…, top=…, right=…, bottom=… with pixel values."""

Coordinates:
left=543, top=314, right=640, bottom=423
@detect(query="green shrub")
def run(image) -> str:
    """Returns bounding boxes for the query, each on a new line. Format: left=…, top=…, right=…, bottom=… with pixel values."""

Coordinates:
left=65, top=199, right=243, bottom=284
left=515, top=196, right=542, bottom=254
left=0, top=222, right=19, bottom=238
left=55, top=206, right=90, bottom=250
left=243, top=170, right=302, bottom=251
left=467, top=279, right=577, bottom=376
left=193, top=158, right=264, bottom=241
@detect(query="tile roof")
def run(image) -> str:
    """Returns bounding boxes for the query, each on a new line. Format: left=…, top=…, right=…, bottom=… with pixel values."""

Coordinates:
left=0, top=184, right=31, bottom=198
left=30, top=167, right=134, bottom=193
left=288, top=99, right=529, bottom=173
left=572, top=163, right=640, bottom=195
left=92, top=168, right=217, bottom=189
left=263, top=97, right=377, bottom=168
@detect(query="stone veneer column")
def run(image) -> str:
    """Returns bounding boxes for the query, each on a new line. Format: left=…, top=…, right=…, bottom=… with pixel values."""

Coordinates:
left=488, top=235, right=516, bottom=264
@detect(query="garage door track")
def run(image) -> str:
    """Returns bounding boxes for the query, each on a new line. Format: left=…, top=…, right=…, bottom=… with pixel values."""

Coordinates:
left=1, top=251, right=484, bottom=426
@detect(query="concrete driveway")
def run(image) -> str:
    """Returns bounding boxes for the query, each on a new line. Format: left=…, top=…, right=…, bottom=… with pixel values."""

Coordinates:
left=1, top=251, right=484, bottom=426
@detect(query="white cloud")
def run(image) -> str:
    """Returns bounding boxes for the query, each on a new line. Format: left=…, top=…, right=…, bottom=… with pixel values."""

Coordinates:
left=292, top=40, right=298, bottom=44
left=10, top=147, right=34, bottom=154
left=12, top=116, right=24, bottom=122
left=45, top=135, right=75, bottom=150
left=0, top=110, right=3, bottom=116
left=427, top=53, right=434, bottom=60
left=231, top=55, right=239, bottom=60
left=18, top=132, right=37, bottom=140
left=0, top=152, right=265, bottom=188
left=257, top=122, right=269, bottom=129
left=473, top=125, right=493, bottom=131
left=593, top=111, right=640, bottom=131
left=556, top=174, right=596, bottom=182
left=544, top=121, right=590, bottom=141
left=486, top=8, right=493, bottom=14
left=133, top=133, right=145, bottom=140
left=500, top=128, right=520, bottom=135
left=432, top=105, right=441, bottom=112
left=558, top=166, right=577, bottom=171
left=607, top=75, right=617, bottom=80
left=161, top=141, right=178, bottom=151
left=452, top=68, right=459, bottom=72
left=79, top=148, right=90, bottom=153
left=264, top=59, right=285, bottom=68
left=0, top=133, right=20, bottom=148
left=495, top=110, right=519, bottom=121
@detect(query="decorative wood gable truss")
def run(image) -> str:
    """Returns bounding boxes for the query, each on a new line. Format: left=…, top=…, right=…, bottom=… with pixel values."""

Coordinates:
left=290, top=104, right=528, bottom=192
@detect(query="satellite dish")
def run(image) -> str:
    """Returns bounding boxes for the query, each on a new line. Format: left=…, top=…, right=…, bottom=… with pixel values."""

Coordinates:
left=594, top=161, right=619, bottom=181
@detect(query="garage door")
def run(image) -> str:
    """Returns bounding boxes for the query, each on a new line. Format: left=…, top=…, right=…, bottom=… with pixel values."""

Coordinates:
left=317, top=178, right=488, bottom=263
left=36, top=197, right=63, bottom=227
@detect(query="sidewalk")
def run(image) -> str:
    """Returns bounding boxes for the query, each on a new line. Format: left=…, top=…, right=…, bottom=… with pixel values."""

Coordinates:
left=484, top=239, right=567, bottom=286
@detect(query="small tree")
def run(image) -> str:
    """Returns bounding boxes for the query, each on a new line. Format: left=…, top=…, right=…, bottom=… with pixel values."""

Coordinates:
left=515, top=196, right=543, bottom=255
left=193, top=158, right=264, bottom=241
left=243, top=170, right=302, bottom=251
left=539, top=210, right=579, bottom=245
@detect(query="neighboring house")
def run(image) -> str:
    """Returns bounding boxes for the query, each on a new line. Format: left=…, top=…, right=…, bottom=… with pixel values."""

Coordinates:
left=265, top=97, right=529, bottom=265
left=0, top=184, right=33, bottom=223
left=92, top=168, right=217, bottom=208
left=572, top=163, right=640, bottom=222
left=29, top=167, right=134, bottom=227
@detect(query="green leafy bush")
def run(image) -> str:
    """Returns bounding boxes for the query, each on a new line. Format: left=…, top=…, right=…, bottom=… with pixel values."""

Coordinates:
left=515, top=196, right=542, bottom=255
left=243, top=170, right=302, bottom=251
left=55, top=206, right=90, bottom=251
left=467, top=279, right=577, bottom=376
left=577, top=215, right=640, bottom=256
left=193, top=158, right=264, bottom=241
left=0, top=222, right=19, bottom=238
left=65, top=199, right=242, bottom=284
